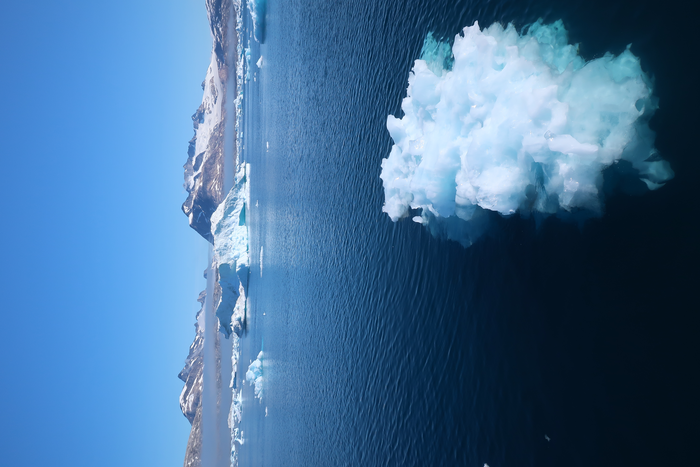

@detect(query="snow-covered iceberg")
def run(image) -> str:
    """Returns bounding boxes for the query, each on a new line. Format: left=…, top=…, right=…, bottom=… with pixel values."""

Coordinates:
left=247, top=0, right=266, bottom=42
left=211, top=163, right=250, bottom=337
left=245, top=351, right=264, bottom=400
left=244, top=47, right=252, bottom=82
left=380, top=20, right=674, bottom=246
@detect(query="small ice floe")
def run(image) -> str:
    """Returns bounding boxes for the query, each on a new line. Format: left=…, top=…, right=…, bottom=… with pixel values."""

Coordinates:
left=265, top=407, right=268, bottom=417
left=246, top=351, right=264, bottom=400
left=259, top=246, right=264, bottom=277
left=545, top=434, right=551, bottom=442
left=266, top=141, right=269, bottom=150
left=256, top=56, right=263, bottom=69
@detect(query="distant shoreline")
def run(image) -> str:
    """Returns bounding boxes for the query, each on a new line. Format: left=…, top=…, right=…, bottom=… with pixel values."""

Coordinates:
left=181, top=1, right=240, bottom=466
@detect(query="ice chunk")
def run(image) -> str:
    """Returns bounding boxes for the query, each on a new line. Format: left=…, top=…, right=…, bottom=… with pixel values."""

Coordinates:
left=245, top=351, right=264, bottom=400
left=247, top=0, right=267, bottom=42
left=244, top=48, right=252, bottom=82
left=380, top=20, right=674, bottom=246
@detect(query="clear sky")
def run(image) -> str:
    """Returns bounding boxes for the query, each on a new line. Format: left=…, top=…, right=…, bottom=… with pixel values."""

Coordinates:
left=0, top=1, right=213, bottom=466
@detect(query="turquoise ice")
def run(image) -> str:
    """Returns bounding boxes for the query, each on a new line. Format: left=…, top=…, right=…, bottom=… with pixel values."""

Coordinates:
left=380, top=20, right=674, bottom=245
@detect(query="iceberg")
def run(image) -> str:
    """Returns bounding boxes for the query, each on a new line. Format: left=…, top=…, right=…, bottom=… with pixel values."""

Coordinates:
left=247, top=0, right=266, bottom=42
left=245, top=351, right=264, bottom=400
left=380, top=20, right=674, bottom=246
left=211, top=163, right=250, bottom=337
left=244, top=47, right=252, bottom=82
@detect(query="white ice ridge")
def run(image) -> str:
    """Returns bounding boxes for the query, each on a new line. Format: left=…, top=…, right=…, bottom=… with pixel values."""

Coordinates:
left=380, top=20, right=674, bottom=244
left=247, top=0, right=266, bottom=42
left=244, top=48, right=252, bottom=82
left=211, top=162, right=250, bottom=337
left=246, top=351, right=264, bottom=400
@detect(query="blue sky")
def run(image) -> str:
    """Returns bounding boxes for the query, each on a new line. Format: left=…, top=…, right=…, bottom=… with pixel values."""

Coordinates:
left=0, top=1, right=212, bottom=465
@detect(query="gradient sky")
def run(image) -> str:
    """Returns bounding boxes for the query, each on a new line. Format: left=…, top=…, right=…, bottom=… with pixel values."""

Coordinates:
left=0, top=1, right=213, bottom=466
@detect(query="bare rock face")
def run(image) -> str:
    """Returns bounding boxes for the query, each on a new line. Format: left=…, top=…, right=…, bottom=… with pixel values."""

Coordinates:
left=183, top=407, right=203, bottom=467
left=179, top=290, right=205, bottom=467
left=180, top=268, right=223, bottom=467
left=182, top=120, right=225, bottom=244
left=179, top=290, right=206, bottom=423
left=206, top=0, right=233, bottom=70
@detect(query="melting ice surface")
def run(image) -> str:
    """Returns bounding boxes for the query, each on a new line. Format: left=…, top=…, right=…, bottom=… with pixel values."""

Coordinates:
left=211, top=162, right=249, bottom=465
left=211, top=163, right=250, bottom=337
left=247, top=0, right=266, bottom=42
left=246, top=351, right=264, bottom=400
left=245, top=48, right=252, bottom=82
left=380, top=20, right=674, bottom=246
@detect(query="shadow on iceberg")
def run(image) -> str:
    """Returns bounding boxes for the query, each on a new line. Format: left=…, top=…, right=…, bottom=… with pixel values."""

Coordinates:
left=408, top=159, right=665, bottom=248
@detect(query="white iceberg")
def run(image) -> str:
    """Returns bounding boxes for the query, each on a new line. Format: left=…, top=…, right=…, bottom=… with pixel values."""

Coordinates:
left=380, top=20, right=674, bottom=246
left=211, top=163, right=250, bottom=336
left=245, top=351, right=264, bottom=400
left=247, top=0, right=266, bottom=42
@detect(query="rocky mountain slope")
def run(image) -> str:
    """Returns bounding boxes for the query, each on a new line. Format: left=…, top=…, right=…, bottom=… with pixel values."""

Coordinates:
left=182, top=0, right=236, bottom=243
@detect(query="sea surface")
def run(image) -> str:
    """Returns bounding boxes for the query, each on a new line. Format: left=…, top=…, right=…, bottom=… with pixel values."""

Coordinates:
left=236, top=0, right=699, bottom=465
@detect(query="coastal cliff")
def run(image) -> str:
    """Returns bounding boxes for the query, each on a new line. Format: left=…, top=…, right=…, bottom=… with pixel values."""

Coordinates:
left=180, top=268, right=223, bottom=467
left=182, top=0, right=237, bottom=243
left=180, top=1, right=238, bottom=466
left=178, top=290, right=206, bottom=424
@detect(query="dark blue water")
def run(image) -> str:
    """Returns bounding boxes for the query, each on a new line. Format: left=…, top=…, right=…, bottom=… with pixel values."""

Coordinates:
left=237, top=0, right=700, bottom=465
